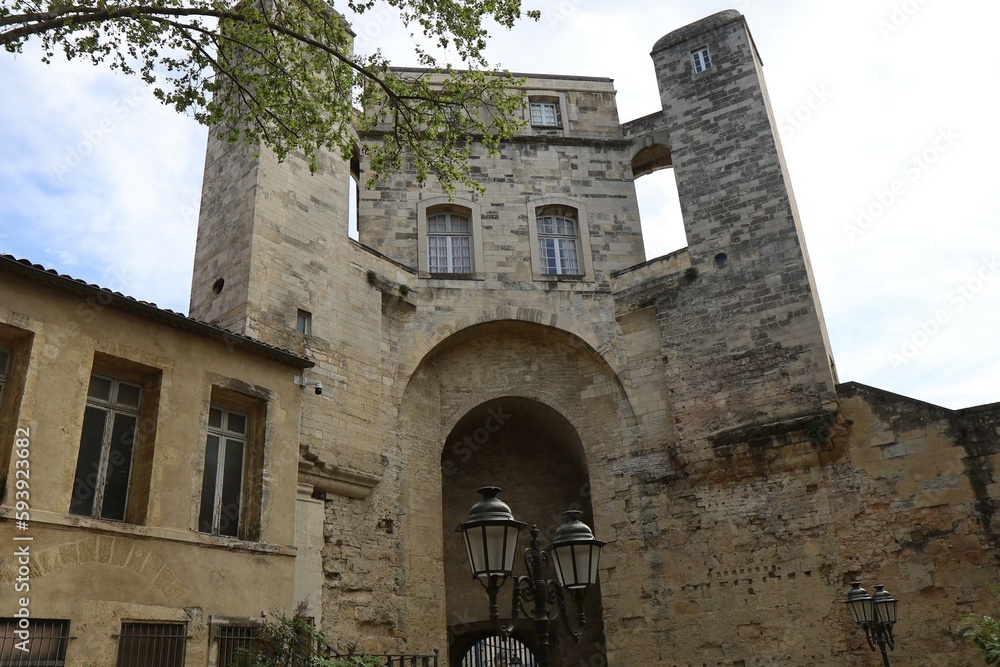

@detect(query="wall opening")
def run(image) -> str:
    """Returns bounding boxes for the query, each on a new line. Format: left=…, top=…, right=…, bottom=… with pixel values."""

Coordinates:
left=441, top=396, right=604, bottom=667
left=349, top=147, right=360, bottom=240
left=631, top=142, right=687, bottom=259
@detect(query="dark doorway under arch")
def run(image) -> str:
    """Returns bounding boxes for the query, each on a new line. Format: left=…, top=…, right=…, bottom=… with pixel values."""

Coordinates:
left=442, top=396, right=605, bottom=667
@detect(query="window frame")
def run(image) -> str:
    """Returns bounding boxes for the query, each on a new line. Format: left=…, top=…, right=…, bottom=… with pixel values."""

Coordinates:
left=529, top=100, right=561, bottom=127
left=295, top=309, right=312, bottom=335
left=427, top=211, right=474, bottom=274
left=417, top=198, right=484, bottom=279
left=527, top=198, right=593, bottom=282
left=536, top=213, right=581, bottom=276
left=68, top=354, right=160, bottom=525
left=524, top=91, right=569, bottom=135
left=69, top=373, right=143, bottom=521
left=198, top=386, right=267, bottom=541
left=211, top=621, right=261, bottom=667
left=0, top=618, right=70, bottom=666
left=692, top=46, right=712, bottom=73
left=0, top=325, right=33, bottom=504
left=116, top=622, right=186, bottom=667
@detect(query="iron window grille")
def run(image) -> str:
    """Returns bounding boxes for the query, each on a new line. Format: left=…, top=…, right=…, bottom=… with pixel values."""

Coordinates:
left=214, top=625, right=259, bottom=666
left=115, top=623, right=186, bottom=667
left=69, top=374, right=142, bottom=521
left=0, top=619, right=70, bottom=667
left=461, top=635, right=536, bottom=667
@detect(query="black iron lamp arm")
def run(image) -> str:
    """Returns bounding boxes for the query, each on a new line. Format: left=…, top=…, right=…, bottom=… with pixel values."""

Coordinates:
left=484, top=574, right=522, bottom=636
left=551, top=581, right=587, bottom=641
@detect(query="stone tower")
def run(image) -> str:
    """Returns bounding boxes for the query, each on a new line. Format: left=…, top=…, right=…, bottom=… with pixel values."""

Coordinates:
left=184, top=10, right=996, bottom=667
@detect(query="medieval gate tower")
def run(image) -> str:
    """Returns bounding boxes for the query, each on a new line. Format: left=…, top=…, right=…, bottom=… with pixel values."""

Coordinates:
left=186, top=10, right=999, bottom=667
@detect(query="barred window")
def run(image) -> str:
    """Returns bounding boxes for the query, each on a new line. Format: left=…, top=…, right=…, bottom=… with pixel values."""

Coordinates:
left=427, top=212, right=473, bottom=274
left=69, top=373, right=143, bottom=521
left=116, top=623, right=185, bottom=667
left=0, top=619, right=70, bottom=667
left=215, top=625, right=258, bottom=666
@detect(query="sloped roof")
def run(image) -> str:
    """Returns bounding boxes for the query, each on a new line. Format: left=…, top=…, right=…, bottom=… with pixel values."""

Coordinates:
left=0, top=254, right=313, bottom=369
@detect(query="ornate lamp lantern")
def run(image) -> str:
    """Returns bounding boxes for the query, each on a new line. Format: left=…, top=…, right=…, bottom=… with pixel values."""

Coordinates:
left=457, top=487, right=605, bottom=667
left=846, top=581, right=898, bottom=667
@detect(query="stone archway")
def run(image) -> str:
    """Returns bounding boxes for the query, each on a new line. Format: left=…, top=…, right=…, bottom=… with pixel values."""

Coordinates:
left=396, top=319, right=635, bottom=666
left=442, top=396, right=604, bottom=667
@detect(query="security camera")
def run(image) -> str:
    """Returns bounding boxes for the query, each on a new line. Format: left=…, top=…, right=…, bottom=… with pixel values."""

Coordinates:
left=293, top=375, right=323, bottom=396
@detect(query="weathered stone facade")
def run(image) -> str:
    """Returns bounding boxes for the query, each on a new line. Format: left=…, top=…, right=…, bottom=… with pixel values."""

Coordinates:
left=183, top=9, right=1000, bottom=667
left=2, top=9, right=999, bottom=667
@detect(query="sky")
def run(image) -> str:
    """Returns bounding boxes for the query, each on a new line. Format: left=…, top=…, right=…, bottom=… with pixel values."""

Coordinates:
left=1, top=0, right=998, bottom=410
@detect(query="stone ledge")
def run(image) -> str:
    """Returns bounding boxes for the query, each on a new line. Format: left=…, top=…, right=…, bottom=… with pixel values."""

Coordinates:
left=299, top=446, right=382, bottom=499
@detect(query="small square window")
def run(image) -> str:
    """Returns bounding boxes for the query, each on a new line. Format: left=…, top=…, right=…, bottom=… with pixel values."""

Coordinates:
left=529, top=101, right=561, bottom=127
left=295, top=309, right=311, bottom=335
left=692, top=47, right=712, bottom=73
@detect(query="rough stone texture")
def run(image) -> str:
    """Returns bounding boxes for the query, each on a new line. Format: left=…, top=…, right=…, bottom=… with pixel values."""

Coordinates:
left=183, top=11, right=1000, bottom=666
left=3, top=9, right=996, bottom=667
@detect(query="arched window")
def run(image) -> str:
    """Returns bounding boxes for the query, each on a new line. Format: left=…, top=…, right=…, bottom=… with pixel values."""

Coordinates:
left=427, top=209, right=473, bottom=274
left=535, top=205, right=580, bottom=276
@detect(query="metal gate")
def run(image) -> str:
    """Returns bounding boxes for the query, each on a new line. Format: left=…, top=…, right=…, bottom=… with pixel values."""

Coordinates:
left=460, top=635, right=536, bottom=667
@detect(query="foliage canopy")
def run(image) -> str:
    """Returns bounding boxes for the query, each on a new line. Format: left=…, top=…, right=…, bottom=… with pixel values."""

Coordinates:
left=1, top=0, right=540, bottom=189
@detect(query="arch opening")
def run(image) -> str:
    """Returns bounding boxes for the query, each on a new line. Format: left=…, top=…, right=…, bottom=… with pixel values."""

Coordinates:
left=631, top=142, right=687, bottom=259
left=442, top=396, right=604, bottom=667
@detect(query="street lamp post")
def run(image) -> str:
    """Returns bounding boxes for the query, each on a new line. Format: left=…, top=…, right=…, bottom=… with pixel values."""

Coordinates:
left=456, top=486, right=605, bottom=667
left=846, top=581, right=899, bottom=667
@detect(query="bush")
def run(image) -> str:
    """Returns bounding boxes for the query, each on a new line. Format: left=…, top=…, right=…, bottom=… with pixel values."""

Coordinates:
left=966, top=613, right=1000, bottom=665
left=233, top=612, right=384, bottom=667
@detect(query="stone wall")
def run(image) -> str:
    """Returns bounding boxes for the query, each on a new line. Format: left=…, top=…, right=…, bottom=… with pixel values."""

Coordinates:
left=181, top=9, right=1000, bottom=667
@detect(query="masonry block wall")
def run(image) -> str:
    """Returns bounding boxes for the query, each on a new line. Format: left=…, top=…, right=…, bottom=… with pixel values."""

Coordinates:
left=648, top=11, right=838, bottom=466
left=183, top=9, right=1000, bottom=667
